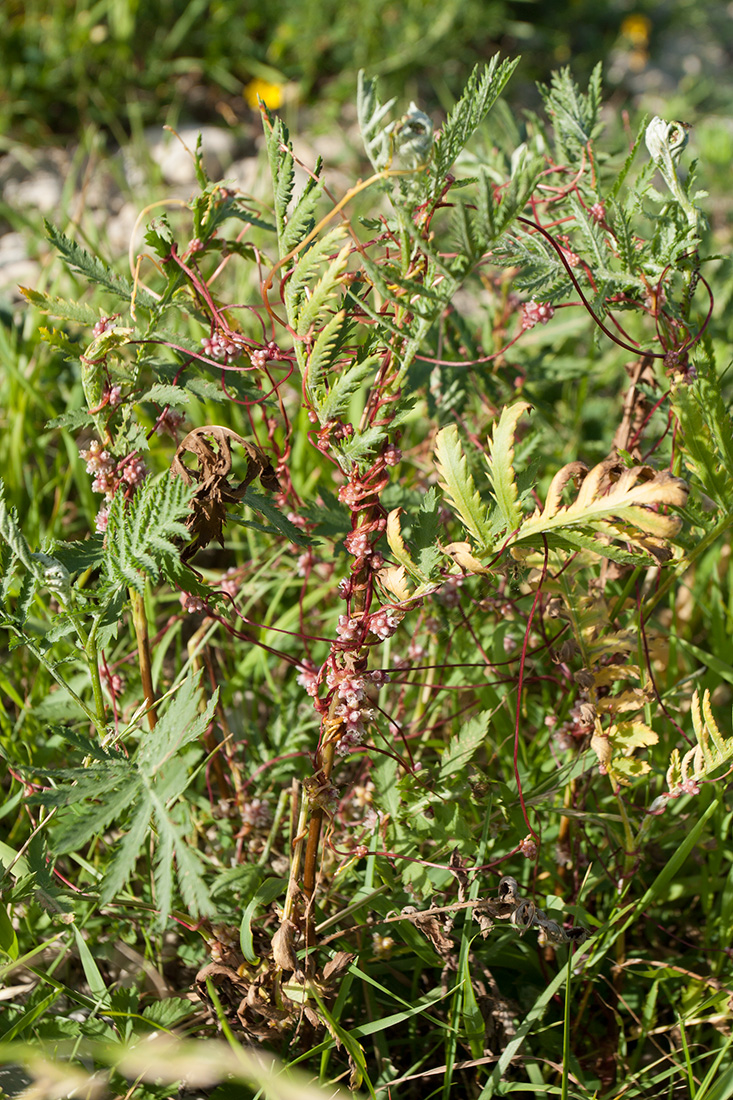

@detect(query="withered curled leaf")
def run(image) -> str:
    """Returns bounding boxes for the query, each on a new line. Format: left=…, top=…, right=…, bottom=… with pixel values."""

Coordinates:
left=171, top=426, right=280, bottom=562
left=271, top=917, right=300, bottom=973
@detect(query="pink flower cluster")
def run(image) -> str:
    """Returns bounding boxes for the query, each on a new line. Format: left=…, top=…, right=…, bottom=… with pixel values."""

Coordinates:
left=92, top=316, right=117, bottom=338
left=81, top=440, right=116, bottom=497
left=336, top=615, right=363, bottom=642
left=521, top=300, right=555, bottom=330
left=297, top=659, right=321, bottom=697
left=326, top=667, right=390, bottom=756
left=519, top=834, right=538, bottom=860
left=155, top=407, right=185, bottom=436
left=201, top=332, right=240, bottom=364
left=241, top=798, right=272, bottom=828
left=369, top=607, right=400, bottom=640
left=180, top=593, right=207, bottom=614
left=82, top=439, right=150, bottom=534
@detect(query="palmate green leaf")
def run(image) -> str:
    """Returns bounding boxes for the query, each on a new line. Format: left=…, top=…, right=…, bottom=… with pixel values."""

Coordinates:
left=99, top=797, right=154, bottom=906
left=435, top=425, right=493, bottom=547
left=137, top=672, right=218, bottom=775
left=104, top=473, right=192, bottom=595
left=486, top=402, right=529, bottom=533
left=53, top=780, right=142, bottom=856
left=148, top=790, right=213, bottom=922
left=428, top=56, right=519, bottom=201
left=29, top=761, right=131, bottom=811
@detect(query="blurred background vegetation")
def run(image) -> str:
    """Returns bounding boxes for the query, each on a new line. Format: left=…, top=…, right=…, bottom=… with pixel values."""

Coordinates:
left=3, top=0, right=732, bottom=145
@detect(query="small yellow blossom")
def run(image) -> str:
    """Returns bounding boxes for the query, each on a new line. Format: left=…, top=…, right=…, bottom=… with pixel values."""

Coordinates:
left=621, top=14, right=652, bottom=47
left=244, top=79, right=284, bottom=110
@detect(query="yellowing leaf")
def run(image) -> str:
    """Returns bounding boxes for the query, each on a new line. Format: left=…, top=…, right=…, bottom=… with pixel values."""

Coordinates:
left=608, top=720, right=658, bottom=754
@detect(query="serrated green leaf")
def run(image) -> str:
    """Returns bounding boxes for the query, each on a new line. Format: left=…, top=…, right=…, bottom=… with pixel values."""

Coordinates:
left=44, top=221, right=156, bottom=308
left=305, top=309, right=348, bottom=393
left=238, top=488, right=312, bottom=546
left=316, top=356, right=378, bottom=425
left=19, top=287, right=102, bottom=325
left=486, top=402, right=530, bottom=533
left=439, top=711, right=490, bottom=780
left=434, top=425, right=492, bottom=547
left=137, top=671, right=217, bottom=774
left=429, top=57, right=519, bottom=199
left=105, top=474, right=192, bottom=594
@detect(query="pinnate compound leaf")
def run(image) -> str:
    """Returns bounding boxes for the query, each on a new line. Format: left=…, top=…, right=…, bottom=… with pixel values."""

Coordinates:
left=435, top=425, right=492, bottom=546
left=315, top=355, right=379, bottom=425
left=671, top=354, right=733, bottom=510
left=357, top=70, right=398, bottom=172
left=486, top=402, right=530, bottom=533
left=429, top=57, right=519, bottom=198
left=666, top=689, right=733, bottom=794
left=513, top=458, right=687, bottom=555
left=44, top=221, right=156, bottom=308
left=19, top=287, right=102, bottom=325
left=105, top=474, right=192, bottom=594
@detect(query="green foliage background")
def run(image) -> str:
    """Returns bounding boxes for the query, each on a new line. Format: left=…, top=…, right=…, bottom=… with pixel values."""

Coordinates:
left=2, top=4, right=733, bottom=1100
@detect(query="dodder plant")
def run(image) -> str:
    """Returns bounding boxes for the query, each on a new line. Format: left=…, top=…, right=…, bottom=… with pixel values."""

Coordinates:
left=3, top=58, right=733, bottom=1095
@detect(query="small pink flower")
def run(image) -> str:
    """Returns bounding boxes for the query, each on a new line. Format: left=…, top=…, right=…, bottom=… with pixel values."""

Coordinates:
left=95, top=504, right=110, bottom=532
left=519, top=835, right=538, bottom=860
left=108, top=385, right=123, bottom=407
left=93, top=316, right=116, bottom=337
left=336, top=615, right=362, bottom=642
left=180, top=593, right=206, bottom=614
left=369, top=608, right=399, bottom=640
left=521, top=300, right=555, bottom=330
left=219, top=568, right=240, bottom=598
left=297, top=660, right=321, bottom=697
left=589, top=202, right=605, bottom=223
left=155, top=407, right=185, bottom=436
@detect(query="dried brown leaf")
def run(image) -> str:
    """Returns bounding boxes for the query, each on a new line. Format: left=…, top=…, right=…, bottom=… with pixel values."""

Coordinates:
left=271, top=918, right=299, bottom=973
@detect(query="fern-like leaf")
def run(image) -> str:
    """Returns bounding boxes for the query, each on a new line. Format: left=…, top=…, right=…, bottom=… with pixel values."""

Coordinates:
left=105, top=474, right=192, bottom=595
left=19, top=288, right=103, bottom=325
left=315, top=355, right=379, bottom=425
left=486, top=402, right=530, bottom=533
left=434, top=425, right=493, bottom=547
left=666, top=689, right=733, bottom=793
left=514, top=458, right=688, bottom=555
left=428, top=57, right=519, bottom=200
left=44, top=222, right=156, bottom=308
left=357, top=71, right=398, bottom=173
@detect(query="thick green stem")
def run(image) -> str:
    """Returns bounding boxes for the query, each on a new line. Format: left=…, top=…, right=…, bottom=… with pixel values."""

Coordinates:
left=84, top=619, right=108, bottom=741
left=129, top=586, right=157, bottom=729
